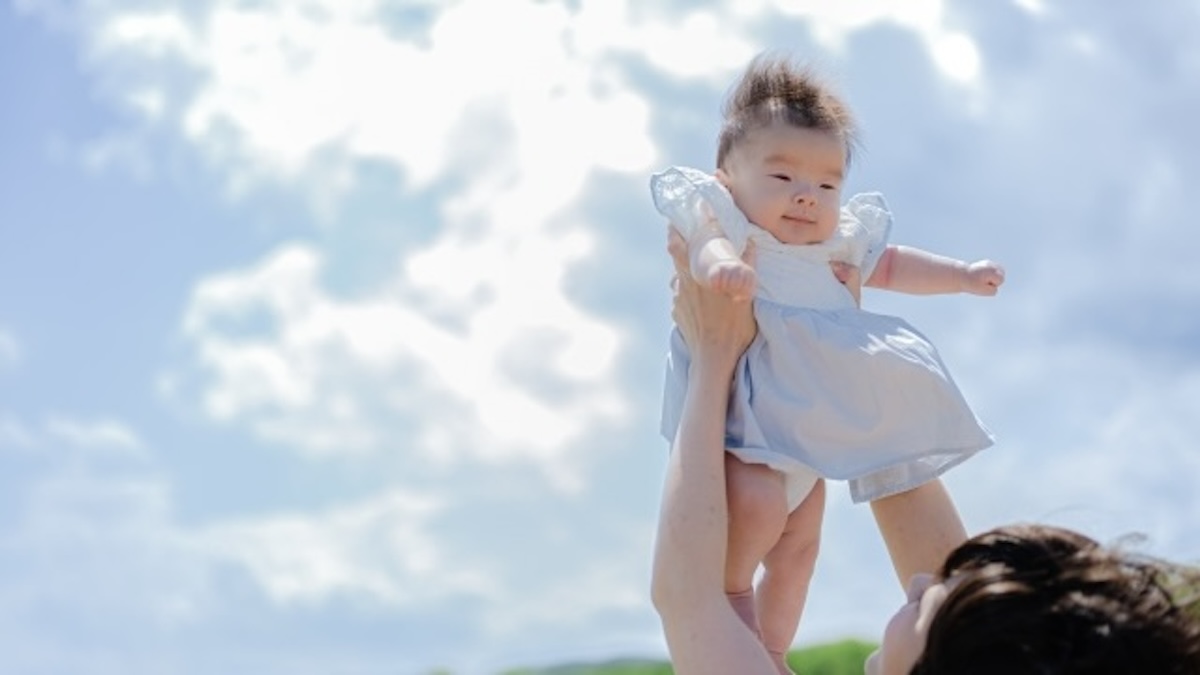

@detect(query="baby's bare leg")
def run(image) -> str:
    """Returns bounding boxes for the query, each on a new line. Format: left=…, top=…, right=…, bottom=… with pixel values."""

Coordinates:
left=869, top=478, right=967, bottom=586
left=758, top=479, right=825, bottom=675
left=724, top=456, right=789, bottom=634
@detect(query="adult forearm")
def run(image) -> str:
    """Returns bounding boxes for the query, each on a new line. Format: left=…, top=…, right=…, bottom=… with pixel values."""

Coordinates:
left=651, top=359, right=736, bottom=609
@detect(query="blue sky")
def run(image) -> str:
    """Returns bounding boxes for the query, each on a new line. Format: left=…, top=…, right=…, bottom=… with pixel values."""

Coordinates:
left=2, top=1, right=1199, bottom=674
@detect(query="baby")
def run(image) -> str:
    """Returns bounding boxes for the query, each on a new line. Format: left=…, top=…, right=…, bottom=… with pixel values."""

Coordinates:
left=653, top=53, right=1003, bottom=675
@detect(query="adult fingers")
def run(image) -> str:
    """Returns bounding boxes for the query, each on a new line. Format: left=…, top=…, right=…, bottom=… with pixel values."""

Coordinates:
left=666, top=226, right=689, bottom=278
left=741, top=238, right=757, bottom=268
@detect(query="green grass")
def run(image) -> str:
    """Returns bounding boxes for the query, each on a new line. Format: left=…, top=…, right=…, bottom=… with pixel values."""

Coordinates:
left=494, top=638, right=877, bottom=675
left=786, top=639, right=877, bottom=675
left=500, top=658, right=672, bottom=675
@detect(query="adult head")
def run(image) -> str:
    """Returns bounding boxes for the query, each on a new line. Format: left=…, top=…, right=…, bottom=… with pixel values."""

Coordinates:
left=868, top=523, right=1200, bottom=674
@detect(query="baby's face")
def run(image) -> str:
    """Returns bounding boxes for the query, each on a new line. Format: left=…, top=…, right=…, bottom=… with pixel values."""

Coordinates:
left=717, top=123, right=844, bottom=245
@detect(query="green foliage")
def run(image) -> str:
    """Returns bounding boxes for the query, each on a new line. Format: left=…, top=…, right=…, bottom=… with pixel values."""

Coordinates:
left=501, top=659, right=671, bottom=675
left=499, top=638, right=877, bottom=675
left=787, top=639, right=878, bottom=675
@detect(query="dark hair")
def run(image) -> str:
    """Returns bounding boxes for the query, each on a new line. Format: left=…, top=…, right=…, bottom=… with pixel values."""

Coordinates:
left=912, top=524, right=1200, bottom=674
left=716, top=52, right=858, bottom=169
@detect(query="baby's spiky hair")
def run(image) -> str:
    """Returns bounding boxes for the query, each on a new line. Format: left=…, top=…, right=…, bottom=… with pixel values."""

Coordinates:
left=716, top=53, right=858, bottom=168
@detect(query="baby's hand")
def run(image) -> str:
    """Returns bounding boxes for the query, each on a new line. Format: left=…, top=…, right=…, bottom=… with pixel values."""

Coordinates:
left=706, top=258, right=757, bottom=302
left=962, top=260, right=1005, bottom=296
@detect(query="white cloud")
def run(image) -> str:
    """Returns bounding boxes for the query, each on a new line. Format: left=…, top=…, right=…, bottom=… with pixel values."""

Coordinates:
left=193, top=488, right=468, bottom=606
left=43, top=416, right=146, bottom=455
left=929, top=32, right=980, bottom=83
left=1, top=469, right=209, bottom=627
left=171, top=238, right=627, bottom=488
left=94, top=0, right=677, bottom=489
left=130, top=0, right=990, bottom=492
left=0, top=417, right=492, bottom=648
left=729, top=0, right=982, bottom=84
left=1014, top=0, right=1046, bottom=16
left=571, top=2, right=759, bottom=81
left=62, top=0, right=659, bottom=205
left=481, top=530, right=652, bottom=637
left=41, top=0, right=987, bottom=202
left=0, top=413, right=146, bottom=459
left=0, top=445, right=657, bottom=673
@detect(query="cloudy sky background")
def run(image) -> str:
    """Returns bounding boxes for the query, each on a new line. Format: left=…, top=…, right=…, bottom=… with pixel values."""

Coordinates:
left=2, top=0, right=1199, bottom=673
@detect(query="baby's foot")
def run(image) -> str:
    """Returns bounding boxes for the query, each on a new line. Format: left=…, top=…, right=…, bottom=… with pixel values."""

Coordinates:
left=705, top=258, right=757, bottom=301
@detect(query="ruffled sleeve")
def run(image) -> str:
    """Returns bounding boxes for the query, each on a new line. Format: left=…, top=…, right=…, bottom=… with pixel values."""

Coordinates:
left=649, top=166, right=750, bottom=254
left=837, top=192, right=893, bottom=280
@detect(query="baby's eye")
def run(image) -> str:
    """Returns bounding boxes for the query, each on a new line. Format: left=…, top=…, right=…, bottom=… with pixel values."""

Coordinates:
left=771, top=174, right=791, bottom=181
left=820, top=183, right=838, bottom=191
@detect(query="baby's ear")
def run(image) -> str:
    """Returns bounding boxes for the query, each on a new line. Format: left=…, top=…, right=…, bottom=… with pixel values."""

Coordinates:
left=714, top=167, right=731, bottom=187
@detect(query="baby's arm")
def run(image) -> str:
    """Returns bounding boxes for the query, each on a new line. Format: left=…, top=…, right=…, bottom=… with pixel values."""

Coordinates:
left=866, top=245, right=1004, bottom=296
left=652, top=169, right=756, bottom=300
left=686, top=227, right=757, bottom=302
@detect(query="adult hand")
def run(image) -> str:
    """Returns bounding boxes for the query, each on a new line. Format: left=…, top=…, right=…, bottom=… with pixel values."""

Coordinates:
left=668, top=228, right=757, bottom=366
left=830, top=261, right=863, bottom=307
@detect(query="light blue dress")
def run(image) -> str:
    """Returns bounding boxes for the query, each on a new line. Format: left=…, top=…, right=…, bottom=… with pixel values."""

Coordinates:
left=653, top=166, right=993, bottom=507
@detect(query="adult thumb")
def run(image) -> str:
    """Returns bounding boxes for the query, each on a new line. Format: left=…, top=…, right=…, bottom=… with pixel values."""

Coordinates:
left=741, top=238, right=757, bottom=267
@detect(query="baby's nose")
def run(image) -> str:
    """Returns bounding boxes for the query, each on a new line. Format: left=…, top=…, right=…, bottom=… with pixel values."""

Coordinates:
left=793, top=183, right=816, bottom=204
